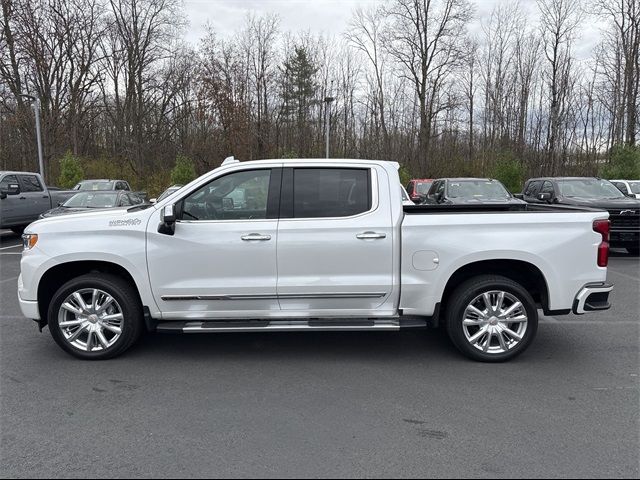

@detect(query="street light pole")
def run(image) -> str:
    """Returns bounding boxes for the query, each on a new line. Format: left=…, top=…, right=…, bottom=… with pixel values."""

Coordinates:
left=20, top=94, right=45, bottom=183
left=324, top=95, right=334, bottom=159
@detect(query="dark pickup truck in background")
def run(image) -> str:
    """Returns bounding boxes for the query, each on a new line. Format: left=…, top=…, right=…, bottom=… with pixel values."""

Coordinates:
left=522, top=177, right=640, bottom=255
left=0, top=171, right=76, bottom=234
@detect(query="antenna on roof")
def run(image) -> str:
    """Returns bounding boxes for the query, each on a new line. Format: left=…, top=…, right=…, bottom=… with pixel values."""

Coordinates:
left=222, top=156, right=240, bottom=166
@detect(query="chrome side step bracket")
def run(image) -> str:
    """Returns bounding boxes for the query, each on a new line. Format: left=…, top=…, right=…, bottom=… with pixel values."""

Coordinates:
left=156, top=319, right=403, bottom=333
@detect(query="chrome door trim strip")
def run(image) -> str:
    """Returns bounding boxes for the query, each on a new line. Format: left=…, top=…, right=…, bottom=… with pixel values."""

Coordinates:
left=161, top=292, right=387, bottom=301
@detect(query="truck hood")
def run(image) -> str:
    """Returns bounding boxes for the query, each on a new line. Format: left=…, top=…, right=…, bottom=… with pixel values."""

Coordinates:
left=27, top=205, right=154, bottom=234
left=449, top=197, right=526, bottom=205
left=40, top=206, right=125, bottom=218
left=559, top=196, right=640, bottom=210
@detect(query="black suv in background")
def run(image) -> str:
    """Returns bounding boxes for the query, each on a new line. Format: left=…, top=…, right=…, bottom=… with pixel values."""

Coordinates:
left=523, top=177, right=640, bottom=255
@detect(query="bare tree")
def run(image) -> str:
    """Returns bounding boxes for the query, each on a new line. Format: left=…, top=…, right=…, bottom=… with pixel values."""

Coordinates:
left=382, top=0, right=473, bottom=173
left=346, top=7, right=390, bottom=156
left=538, top=0, right=582, bottom=173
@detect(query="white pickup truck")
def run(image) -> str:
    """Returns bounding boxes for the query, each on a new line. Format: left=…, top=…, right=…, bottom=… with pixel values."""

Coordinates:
left=18, top=159, right=613, bottom=361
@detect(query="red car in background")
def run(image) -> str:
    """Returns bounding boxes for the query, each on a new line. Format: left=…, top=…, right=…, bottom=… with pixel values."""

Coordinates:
left=406, top=178, right=434, bottom=203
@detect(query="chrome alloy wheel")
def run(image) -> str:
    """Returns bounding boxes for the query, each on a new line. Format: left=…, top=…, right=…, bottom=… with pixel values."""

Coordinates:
left=462, top=290, right=528, bottom=355
left=57, top=288, right=124, bottom=352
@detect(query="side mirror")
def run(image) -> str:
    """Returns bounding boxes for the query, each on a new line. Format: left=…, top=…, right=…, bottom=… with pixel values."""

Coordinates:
left=5, top=183, right=20, bottom=195
left=415, top=194, right=427, bottom=204
left=158, top=204, right=176, bottom=235
left=149, top=198, right=157, bottom=204
left=538, top=192, right=553, bottom=202
left=435, top=192, right=444, bottom=203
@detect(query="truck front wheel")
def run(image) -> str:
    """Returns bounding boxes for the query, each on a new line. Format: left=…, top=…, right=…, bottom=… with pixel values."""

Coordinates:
left=47, top=274, right=143, bottom=360
left=445, top=275, right=538, bottom=362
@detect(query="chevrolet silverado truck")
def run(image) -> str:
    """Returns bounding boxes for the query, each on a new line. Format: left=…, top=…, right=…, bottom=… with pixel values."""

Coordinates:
left=0, top=171, right=76, bottom=234
left=523, top=177, right=640, bottom=255
left=18, top=159, right=614, bottom=362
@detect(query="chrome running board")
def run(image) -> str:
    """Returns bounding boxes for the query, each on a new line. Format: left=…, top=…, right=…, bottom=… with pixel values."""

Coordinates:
left=156, top=318, right=410, bottom=333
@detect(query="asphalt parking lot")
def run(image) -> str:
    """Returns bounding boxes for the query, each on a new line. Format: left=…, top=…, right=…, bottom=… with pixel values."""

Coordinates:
left=0, top=229, right=638, bottom=478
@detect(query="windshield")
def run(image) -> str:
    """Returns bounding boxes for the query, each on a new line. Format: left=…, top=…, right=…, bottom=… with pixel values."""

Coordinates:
left=448, top=180, right=511, bottom=200
left=415, top=182, right=432, bottom=194
left=63, top=192, right=120, bottom=208
left=157, top=187, right=180, bottom=202
left=628, top=181, right=640, bottom=194
left=75, top=181, right=114, bottom=191
left=557, top=179, right=624, bottom=198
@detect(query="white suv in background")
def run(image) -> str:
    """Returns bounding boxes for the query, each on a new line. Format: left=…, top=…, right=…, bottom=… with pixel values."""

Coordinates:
left=611, top=180, right=640, bottom=199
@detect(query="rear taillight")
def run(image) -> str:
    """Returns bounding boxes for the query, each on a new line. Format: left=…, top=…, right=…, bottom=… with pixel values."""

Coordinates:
left=593, top=219, right=610, bottom=267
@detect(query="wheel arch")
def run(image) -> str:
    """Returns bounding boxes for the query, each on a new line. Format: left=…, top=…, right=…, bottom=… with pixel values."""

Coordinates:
left=37, top=261, right=143, bottom=327
left=440, top=259, right=551, bottom=317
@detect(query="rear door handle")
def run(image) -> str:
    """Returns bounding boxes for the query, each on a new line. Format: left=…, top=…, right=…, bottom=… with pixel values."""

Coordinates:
left=356, top=232, right=386, bottom=240
left=241, top=233, right=272, bottom=241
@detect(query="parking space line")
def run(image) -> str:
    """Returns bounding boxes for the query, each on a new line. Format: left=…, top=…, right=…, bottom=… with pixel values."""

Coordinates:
left=0, top=276, right=18, bottom=284
left=0, top=252, right=22, bottom=255
left=0, top=244, right=21, bottom=250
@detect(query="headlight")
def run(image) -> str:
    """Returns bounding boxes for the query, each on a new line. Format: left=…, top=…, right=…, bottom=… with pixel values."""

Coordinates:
left=22, top=233, right=38, bottom=250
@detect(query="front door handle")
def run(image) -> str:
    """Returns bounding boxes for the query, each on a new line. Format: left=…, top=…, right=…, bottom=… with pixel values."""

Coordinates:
left=241, top=233, right=271, bottom=241
left=356, top=232, right=386, bottom=240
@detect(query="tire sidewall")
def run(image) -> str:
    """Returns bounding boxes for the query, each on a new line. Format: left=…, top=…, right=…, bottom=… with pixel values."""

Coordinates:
left=48, top=274, right=141, bottom=360
left=446, top=276, right=539, bottom=362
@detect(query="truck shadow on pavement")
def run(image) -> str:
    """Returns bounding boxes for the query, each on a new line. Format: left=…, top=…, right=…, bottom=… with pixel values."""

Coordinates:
left=123, top=327, right=570, bottom=365
left=132, top=330, right=464, bottom=362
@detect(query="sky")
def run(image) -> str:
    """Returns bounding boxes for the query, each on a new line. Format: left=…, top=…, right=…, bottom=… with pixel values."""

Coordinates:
left=182, top=0, right=605, bottom=61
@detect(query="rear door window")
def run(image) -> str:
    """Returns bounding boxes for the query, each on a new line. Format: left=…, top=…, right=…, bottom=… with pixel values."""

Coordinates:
left=18, top=175, right=44, bottom=192
left=291, top=168, right=371, bottom=218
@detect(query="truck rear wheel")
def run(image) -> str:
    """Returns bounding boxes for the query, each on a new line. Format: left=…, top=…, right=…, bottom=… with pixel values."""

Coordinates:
left=47, top=274, right=143, bottom=360
left=445, top=275, right=538, bottom=362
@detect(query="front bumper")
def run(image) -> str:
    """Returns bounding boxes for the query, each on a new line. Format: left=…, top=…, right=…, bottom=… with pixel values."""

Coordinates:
left=572, top=283, right=613, bottom=315
left=18, top=274, right=40, bottom=320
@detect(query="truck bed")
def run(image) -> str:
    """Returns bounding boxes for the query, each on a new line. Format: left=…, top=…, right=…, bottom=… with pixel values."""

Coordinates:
left=403, top=203, right=603, bottom=214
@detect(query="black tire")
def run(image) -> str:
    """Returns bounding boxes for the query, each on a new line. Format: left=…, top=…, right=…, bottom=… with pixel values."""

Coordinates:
left=626, top=247, right=639, bottom=256
left=445, top=275, right=538, bottom=362
left=48, top=273, right=143, bottom=360
left=10, top=226, right=25, bottom=235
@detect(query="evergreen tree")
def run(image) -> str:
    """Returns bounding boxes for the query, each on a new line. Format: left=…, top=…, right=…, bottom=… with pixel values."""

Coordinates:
left=170, top=155, right=197, bottom=185
left=58, top=151, right=84, bottom=188
left=280, top=47, right=318, bottom=156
